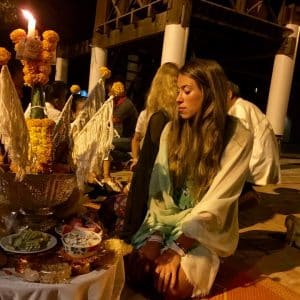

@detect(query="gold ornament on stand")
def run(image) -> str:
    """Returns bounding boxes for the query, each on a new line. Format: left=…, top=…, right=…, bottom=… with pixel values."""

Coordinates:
left=0, top=11, right=77, bottom=230
left=9, top=12, right=59, bottom=174
left=0, top=10, right=115, bottom=230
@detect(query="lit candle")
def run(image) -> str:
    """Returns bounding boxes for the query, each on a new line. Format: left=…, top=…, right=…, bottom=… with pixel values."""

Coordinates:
left=22, top=10, right=36, bottom=38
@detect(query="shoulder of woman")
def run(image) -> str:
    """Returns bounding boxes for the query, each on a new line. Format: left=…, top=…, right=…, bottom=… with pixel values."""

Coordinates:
left=229, top=98, right=265, bottom=123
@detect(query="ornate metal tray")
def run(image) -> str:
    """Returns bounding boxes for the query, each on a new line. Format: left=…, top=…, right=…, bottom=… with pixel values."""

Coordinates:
left=0, top=170, right=77, bottom=212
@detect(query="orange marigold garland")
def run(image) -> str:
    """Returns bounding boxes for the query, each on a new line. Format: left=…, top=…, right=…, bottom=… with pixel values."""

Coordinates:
left=9, top=27, right=60, bottom=173
left=26, top=118, right=56, bottom=173
left=9, top=28, right=59, bottom=87
left=42, top=30, right=59, bottom=44
left=9, top=29, right=27, bottom=44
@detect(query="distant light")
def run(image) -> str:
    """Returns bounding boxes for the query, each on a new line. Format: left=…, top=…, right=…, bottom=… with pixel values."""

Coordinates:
left=254, top=87, right=258, bottom=93
left=80, top=90, right=88, bottom=97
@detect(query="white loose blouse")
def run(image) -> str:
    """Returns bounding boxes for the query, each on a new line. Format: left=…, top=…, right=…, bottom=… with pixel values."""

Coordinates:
left=132, top=118, right=253, bottom=297
left=228, top=97, right=280, bottom=185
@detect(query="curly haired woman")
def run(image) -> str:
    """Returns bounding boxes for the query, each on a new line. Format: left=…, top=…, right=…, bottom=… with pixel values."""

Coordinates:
left=121, top=62, right=179, bottom=239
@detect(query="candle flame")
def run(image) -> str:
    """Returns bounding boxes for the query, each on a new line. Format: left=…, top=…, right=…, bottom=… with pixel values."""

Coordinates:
left=22, top=10, right=35, bottom=22
left=22, top=9, right=36, bottom=38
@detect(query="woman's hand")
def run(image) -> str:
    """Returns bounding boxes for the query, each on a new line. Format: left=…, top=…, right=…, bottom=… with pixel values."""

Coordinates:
left=139, top=240, right=162, bottom=262
left=154, top=249, right=181, bottom=293
left=125, top=240, right=161, bottom=284
left=127, top=241, right=161, bottom=282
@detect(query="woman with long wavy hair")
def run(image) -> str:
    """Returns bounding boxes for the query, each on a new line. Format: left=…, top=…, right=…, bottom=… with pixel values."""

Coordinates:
left=122, top=62, right=179, bottom=240
left=125, top=59, right=253, bottom=299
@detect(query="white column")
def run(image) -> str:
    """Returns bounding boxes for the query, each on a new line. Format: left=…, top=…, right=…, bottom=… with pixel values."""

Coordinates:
left=266, top=24, right=299, bottom=136
left=161, top=24, right=189, bottom=68
left=88, top=47, right=107, bottom=94
left=55, top=57, right=68, bottom=83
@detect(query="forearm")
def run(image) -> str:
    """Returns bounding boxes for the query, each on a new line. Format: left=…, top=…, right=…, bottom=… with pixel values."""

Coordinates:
left=131, top=133, right=141, bottom=160
left=131, top=143, right=139, bottom=161
left=131, top=134, right=140, bottom=158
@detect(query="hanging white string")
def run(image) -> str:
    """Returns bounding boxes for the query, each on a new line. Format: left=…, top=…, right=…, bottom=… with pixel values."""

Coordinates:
left=70, top=78, right=105, bottom=140
left=0, top=65, right=29, bottom=180
left=72, top=96, right=114, bottom=188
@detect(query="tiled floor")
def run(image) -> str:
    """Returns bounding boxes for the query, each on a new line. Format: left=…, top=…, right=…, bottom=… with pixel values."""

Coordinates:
left=120, top=154, right=300, bottom=299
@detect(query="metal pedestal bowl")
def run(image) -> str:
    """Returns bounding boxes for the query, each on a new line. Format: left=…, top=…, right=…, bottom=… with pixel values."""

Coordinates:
left=0, top=170, right=77, bottom=230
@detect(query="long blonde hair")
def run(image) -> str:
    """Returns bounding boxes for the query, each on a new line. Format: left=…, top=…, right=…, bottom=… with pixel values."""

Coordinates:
left=168, top=59, right=229, bottom=198
left=142, top=62, right=179, bottom=133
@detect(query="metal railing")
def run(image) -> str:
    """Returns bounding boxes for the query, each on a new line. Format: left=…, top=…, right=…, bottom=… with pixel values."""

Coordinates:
left=96, top=0, right=167, bottom=34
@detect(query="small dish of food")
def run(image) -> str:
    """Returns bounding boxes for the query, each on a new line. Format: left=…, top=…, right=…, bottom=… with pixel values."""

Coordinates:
left=55, top=216, right=103, bottom=236
left=0, top=229, right=57, bottom=254
left=62, top=230, right=102, bottom=258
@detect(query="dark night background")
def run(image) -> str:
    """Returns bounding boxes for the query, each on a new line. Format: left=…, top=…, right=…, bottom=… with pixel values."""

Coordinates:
left=0, top=0, right=299, bottom=147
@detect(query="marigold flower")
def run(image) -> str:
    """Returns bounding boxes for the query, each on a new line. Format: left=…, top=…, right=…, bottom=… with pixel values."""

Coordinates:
left=42, top=39, right=56, bottom=51
left=99, top=66, right=111, bottom=79
left=23, top=61, right=38, bottom=75
left=110, top=81, right=125, bottom=97
left=26, top=118, right=55, bottom=173
left=37, top=73, right=49, bottom=85
left=40, top=50, right=53, bottom=63
left=24, top=73, right=36, bottom=86
left=0, top=47, right=11, bottom=65
left=103, top=238, right=133, bottom=256
left=38, top=63, right=52, bottom=75
left=42, top=30, right=59, bottom=43
left=70, top=84, right=81, bottom=94
left=10, top=29, right=26, bottom=44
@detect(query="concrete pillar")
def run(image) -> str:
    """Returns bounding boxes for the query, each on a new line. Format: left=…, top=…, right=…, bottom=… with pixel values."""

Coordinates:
left=266, top=24, right=299, bottom=137
left=88, top=47, right=107, bottom=94
left=161, top=24, right=189, bottom=68
left=55, top=57, right=68, bottom=83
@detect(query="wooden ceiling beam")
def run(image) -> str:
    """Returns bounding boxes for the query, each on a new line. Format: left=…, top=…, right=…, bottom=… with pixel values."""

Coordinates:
left=92, top=0, right=170, bottom=48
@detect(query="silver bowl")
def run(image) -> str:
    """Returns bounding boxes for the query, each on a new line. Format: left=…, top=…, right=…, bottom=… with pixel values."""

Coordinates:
left=0, top=171, right=77, bottom=212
